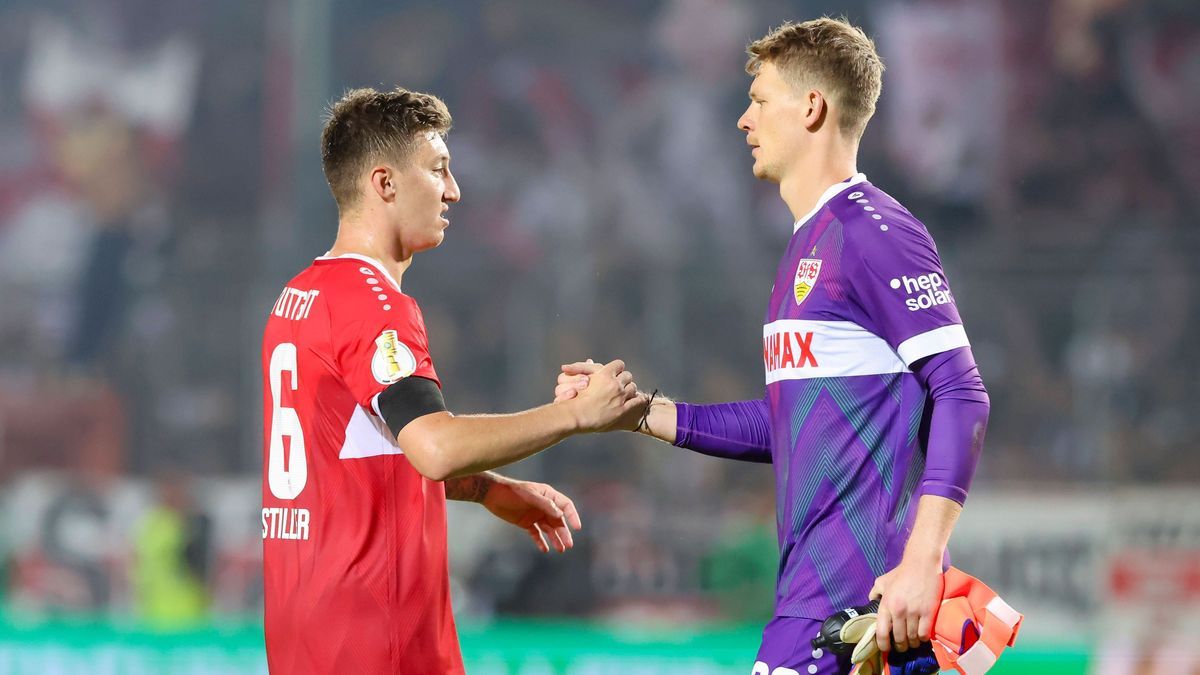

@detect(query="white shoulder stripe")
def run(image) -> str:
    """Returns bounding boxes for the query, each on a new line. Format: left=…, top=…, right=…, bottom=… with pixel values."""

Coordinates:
left=896, top=325, right=970, bottom=366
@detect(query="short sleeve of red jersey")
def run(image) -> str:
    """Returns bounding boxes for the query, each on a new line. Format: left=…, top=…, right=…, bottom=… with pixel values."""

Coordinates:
left=846, top=218, right=970, bottom=367
left=330, top=290, right=440, bottom=411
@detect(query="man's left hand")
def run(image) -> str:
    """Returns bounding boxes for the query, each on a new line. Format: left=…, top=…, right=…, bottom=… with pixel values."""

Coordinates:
left=869, top=557, right=942, bottom=653
left=482, top=479, right=582, bottom=553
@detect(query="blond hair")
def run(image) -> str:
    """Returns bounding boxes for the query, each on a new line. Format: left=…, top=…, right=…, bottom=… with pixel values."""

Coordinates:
left=746, top=18, right=884, bottom=139
left=320, top=87, right=453, bottom=209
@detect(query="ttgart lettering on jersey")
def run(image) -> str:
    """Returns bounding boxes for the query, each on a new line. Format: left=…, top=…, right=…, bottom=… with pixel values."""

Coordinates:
left=262, top=507, right=311, bottom=540
left=763, top=330, right=819, bottom=373
left=271, top=287, right=321, bottom=321
left=891, top=272, right=954, bottom=312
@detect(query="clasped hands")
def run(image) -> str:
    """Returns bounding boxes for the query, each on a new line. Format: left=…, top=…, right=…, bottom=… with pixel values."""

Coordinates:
left=554, top=358, right=648, bottom=432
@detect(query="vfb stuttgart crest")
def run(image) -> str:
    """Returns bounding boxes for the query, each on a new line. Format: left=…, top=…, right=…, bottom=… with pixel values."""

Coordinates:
left=793, top=258, right=822, bottom=306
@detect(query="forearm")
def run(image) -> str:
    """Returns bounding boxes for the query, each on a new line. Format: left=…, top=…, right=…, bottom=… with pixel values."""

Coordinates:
left=901, top=494, right=962, bottom=564
left=636, top=395, right=677, bottom=443
left=893, top=349, right=985, bottom=564
left=400, top=403, right=580, bottom=481
left=922, top=397, right=989, bottom=502
left=913, top=348, right=989, bottom=504
left=444, top=471, right=504, bottom=502
left=671, top=397, right=773, bottom=463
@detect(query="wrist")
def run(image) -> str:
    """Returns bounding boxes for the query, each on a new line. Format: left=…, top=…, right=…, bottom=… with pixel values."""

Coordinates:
left=640, top=397, right=675, bottom=441
left=633, top=390, right=656, bottom=434
left=901, top=544, right=946, bottom=568
left=446, top=473, right=498, bottom=503
left=483, top=473, right=521, bottom=499
left=555, top=398, right=587, bottom=434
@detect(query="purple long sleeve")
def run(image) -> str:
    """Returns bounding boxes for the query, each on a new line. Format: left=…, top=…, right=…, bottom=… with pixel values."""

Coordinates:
left=673, top=398, right=773, bottom=463
left=910, top=347, right=989, bottom=505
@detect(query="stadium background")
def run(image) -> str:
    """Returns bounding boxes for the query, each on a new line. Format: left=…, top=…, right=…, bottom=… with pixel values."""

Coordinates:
left=0, top=0, right=1197, bottom=672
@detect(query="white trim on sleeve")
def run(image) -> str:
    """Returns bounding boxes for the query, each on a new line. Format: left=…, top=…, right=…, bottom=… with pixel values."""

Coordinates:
left=896, top=324, right=970, bottom=366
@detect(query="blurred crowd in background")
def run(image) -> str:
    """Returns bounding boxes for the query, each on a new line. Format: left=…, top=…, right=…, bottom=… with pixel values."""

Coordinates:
left=0, top=0, right=1196, bottom=629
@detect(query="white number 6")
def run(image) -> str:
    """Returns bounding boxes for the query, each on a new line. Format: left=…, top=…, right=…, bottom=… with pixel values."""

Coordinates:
left=268, top=343, right=307, bottom=499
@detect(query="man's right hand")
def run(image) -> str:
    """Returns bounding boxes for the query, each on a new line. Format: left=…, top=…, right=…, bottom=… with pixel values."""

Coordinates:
left=558, top=359, right=646, bottom=432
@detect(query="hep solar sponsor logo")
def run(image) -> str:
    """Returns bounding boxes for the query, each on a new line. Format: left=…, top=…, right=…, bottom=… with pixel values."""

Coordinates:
left=890, top=272, right=954, bottom=312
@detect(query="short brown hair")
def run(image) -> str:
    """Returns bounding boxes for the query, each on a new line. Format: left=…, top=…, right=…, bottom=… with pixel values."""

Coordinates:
left=320, top=87, right=453, bottom=208
left=746, top=18, right=884, bottom=139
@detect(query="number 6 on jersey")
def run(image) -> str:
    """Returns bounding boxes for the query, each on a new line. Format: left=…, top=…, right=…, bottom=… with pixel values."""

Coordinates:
left=268, top=342, right=308, bottom=499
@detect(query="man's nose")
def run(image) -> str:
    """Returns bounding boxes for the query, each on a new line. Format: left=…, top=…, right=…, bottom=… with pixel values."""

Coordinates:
left=444, top=172, right=461, bottom=202
left=738, top=108, right=753, bottom=132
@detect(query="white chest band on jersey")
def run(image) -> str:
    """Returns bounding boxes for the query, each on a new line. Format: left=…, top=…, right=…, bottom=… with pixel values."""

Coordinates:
left=763, top=319, right=909, bottom=384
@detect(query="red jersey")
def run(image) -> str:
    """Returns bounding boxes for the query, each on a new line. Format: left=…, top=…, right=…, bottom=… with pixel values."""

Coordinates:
left=260, top=253, right=463, bottom=674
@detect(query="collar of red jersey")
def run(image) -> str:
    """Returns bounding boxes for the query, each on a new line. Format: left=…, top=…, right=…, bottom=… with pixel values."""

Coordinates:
left=315, top=252, right=403, bottom=293
left=793, top=173, right=868, bottom=234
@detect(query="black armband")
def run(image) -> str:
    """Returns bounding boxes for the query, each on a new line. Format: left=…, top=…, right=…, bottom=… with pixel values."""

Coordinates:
left=377, top=376, right=447, bottom=436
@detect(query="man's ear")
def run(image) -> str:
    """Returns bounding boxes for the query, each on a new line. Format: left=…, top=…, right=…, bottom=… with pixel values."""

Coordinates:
left=803, top=90, right=828, bottom=131
left=369, top=165, right=396, bottom=203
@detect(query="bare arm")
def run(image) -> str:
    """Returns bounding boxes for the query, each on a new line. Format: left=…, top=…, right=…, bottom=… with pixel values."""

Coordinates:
left=870, top=494, right=962, bottom=653
left=444, top=471, right=585, bottom=554
left=637, top=396, right=677, bottom=443
left=444, top=471, right=497, bottom=502
left=398, top=360, right=639, bottom=481
left=870, top=348, right=987, bottom=653
left=399, top=405, right=577, bottom=481
left=900, top=494, right=962, bottom=566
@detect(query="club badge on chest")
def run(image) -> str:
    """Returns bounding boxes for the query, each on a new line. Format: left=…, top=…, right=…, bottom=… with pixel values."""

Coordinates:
left=794, top=258, right=822, bottom=306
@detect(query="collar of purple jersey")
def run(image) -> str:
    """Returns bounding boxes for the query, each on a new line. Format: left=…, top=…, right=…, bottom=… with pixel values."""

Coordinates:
left=793, top=173, right=868, bottom=234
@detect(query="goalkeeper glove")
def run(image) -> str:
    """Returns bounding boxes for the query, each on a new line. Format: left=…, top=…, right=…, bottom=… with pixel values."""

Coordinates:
left=811, top=600, right=939, bottom=675
left=810, top=600, right=881, bottom=670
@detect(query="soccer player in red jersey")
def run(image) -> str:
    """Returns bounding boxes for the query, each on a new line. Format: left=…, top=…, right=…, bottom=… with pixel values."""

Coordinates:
left=260, top=87, right=641, bottom=674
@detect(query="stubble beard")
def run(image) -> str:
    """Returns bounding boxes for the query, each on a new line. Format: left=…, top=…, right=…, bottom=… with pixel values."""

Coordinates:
left=752, top=157, right=782, bottom=184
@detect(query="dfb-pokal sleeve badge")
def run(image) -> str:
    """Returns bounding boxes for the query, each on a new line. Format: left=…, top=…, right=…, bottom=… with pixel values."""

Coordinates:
left=372, top=329, right=417, bottom=385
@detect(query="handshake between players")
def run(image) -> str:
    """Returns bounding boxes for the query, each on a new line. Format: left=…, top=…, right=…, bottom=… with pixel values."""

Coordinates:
left=554, top=359, right=650, bottom=432
left=554, top=359, right=644, bottom=433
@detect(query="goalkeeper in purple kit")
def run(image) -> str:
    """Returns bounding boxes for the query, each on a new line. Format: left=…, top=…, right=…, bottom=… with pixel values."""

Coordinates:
left=558, top=18, right=989, bottom=675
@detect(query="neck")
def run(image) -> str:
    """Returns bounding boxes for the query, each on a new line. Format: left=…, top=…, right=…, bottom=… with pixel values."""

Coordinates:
left=779, top=135, right=858, bottom=223
left=327, top=210, right=412, bottom=285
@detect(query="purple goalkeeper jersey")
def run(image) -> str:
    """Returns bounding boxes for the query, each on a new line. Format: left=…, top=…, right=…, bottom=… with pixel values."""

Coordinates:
left=764, top=174, right=969, bottom=619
